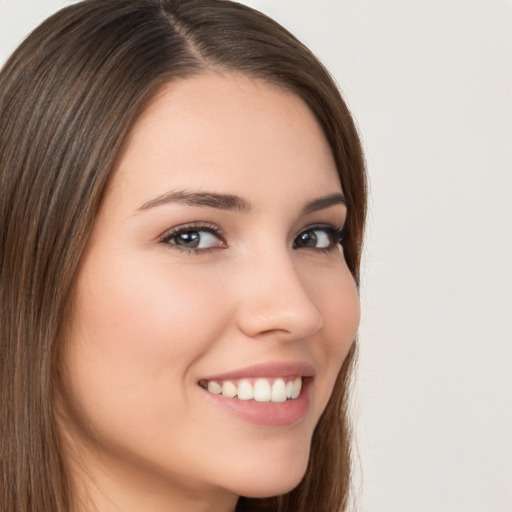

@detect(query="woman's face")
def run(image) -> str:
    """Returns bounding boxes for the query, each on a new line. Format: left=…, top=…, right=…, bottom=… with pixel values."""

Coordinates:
left=56, top=73, right=360, bottom=510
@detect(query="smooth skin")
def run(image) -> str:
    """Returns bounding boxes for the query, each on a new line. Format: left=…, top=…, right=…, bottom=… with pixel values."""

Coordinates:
left=55, top=72, right=360, bottom=512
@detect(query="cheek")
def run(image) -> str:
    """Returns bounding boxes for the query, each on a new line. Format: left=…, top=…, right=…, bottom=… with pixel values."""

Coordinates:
left=59, top=256, right=229, bottom=433
left=73, top=257, right=227, bottom=366
left=323, top=279, right=360, bottom=355
left=307, top=264, right=360, bottom=406
left=311, top=258, right=360, bottom=341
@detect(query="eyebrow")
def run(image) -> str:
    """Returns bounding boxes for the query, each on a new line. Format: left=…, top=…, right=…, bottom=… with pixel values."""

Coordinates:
left=301, top=192, right=346, bottom=215
left=138, top=190, right=252, bottom=212
left=137, top=190, right=346, bottom=214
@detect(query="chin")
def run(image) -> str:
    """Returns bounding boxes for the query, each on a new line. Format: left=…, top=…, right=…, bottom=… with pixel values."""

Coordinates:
left=225, top=445, right=310, bottom=499
left=235, top=475, right=307, bottom=500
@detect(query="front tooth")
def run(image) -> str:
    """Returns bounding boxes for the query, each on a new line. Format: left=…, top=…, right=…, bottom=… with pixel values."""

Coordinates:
left=253, top=378, right=271, bottom=402
left=286, top=380, right=293, bottom=399
left=271, top=378, right=287, bottom=402
left=291, top=377, right=302, bottom=399
left=222, top=381, right=237, bottom=398
left=237, top=380, right=254, bottom=400
left=207, top=381, right=222, bottom=395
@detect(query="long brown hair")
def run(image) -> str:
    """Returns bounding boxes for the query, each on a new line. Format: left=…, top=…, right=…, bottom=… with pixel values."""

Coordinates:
left=0, top=1, right=366, bottom=511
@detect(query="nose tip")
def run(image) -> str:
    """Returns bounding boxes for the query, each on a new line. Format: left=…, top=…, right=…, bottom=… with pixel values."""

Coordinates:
left=240, top=303, right=323, bottom=341
left=236, top=263, right=324, bottom=341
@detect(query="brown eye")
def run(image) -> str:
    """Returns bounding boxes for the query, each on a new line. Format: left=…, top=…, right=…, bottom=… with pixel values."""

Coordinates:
left=161, top=224, right=226, bottom=251
left=293, top=227, right=342, bottom=250
left=295, top=230, right=319, bottom=248
left=172, top=230, right=202, bottom=248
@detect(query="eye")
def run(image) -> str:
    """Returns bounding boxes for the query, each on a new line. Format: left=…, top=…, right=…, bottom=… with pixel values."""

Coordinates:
left=159, top=223, right=226, bottom=252
left=293, top=225, right=343, bottom=250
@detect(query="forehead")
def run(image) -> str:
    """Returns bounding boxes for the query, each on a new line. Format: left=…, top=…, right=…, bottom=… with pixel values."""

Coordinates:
left=108, top=72, right=341, bottom=210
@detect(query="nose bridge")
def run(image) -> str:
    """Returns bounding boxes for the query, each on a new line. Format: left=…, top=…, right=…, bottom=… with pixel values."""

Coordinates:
left=235, top=245, right=323, bottom=340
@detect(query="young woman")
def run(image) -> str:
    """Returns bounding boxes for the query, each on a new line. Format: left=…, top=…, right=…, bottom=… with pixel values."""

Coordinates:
left=0, top=1, right=366, bottom=511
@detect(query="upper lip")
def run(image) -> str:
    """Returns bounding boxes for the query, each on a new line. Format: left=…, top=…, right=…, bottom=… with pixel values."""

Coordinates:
left=200, top=361, right=315, bottom=381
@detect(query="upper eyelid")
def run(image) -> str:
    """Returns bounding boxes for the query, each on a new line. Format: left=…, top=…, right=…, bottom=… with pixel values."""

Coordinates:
left=298, top=224, right=345, bottom=239
left=157, top=221, right=345, bottom=248
left=159, top=221, right=342, bottom=235
left=298, top=221, right=345, bottom=233
left=158, top=222, right=224, bottom=241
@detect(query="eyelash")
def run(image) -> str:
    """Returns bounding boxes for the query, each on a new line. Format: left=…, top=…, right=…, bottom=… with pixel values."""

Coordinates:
left=158, top=222, right=345, bottom=255
left=293, top=224, right=345, bottom=253
left=158, top=222, right=226, bottom=255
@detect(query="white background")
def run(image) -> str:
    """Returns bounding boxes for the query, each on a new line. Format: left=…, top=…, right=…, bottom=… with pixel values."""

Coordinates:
left=1, top=1, right=511, bottom=511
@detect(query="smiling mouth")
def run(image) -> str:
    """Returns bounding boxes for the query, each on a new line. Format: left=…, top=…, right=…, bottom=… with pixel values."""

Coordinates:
left=198, top=377, right=303, bottom=403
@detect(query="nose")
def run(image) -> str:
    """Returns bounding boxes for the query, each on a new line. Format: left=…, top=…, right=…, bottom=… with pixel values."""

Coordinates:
left=234, top=249, right=324, bottom=341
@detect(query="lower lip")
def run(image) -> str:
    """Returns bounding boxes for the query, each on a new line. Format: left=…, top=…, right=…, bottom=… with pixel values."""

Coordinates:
left=200, top=378, right=312, bottom=427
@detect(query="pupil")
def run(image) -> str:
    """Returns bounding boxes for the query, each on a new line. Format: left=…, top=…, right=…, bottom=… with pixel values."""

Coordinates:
left=299, top=231, right=317, bottom=247
left=177, top=231, right=200, bottom=248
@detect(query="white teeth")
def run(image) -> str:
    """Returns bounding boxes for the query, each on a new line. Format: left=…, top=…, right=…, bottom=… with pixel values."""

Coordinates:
left=221, top=381, right=237, bottom=398
left=253, top=378, right=272, bottom=402
left=291, top=377, right=302, bottom=399
left=237, top=380, right=254, bottom=400
left=271, top=378, right=287, bottom=402
left=286, top=380, right=293, bottom=399
left=203, top=377, right=303, bottom=402
left=207, top=381, right=222, bottom=395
